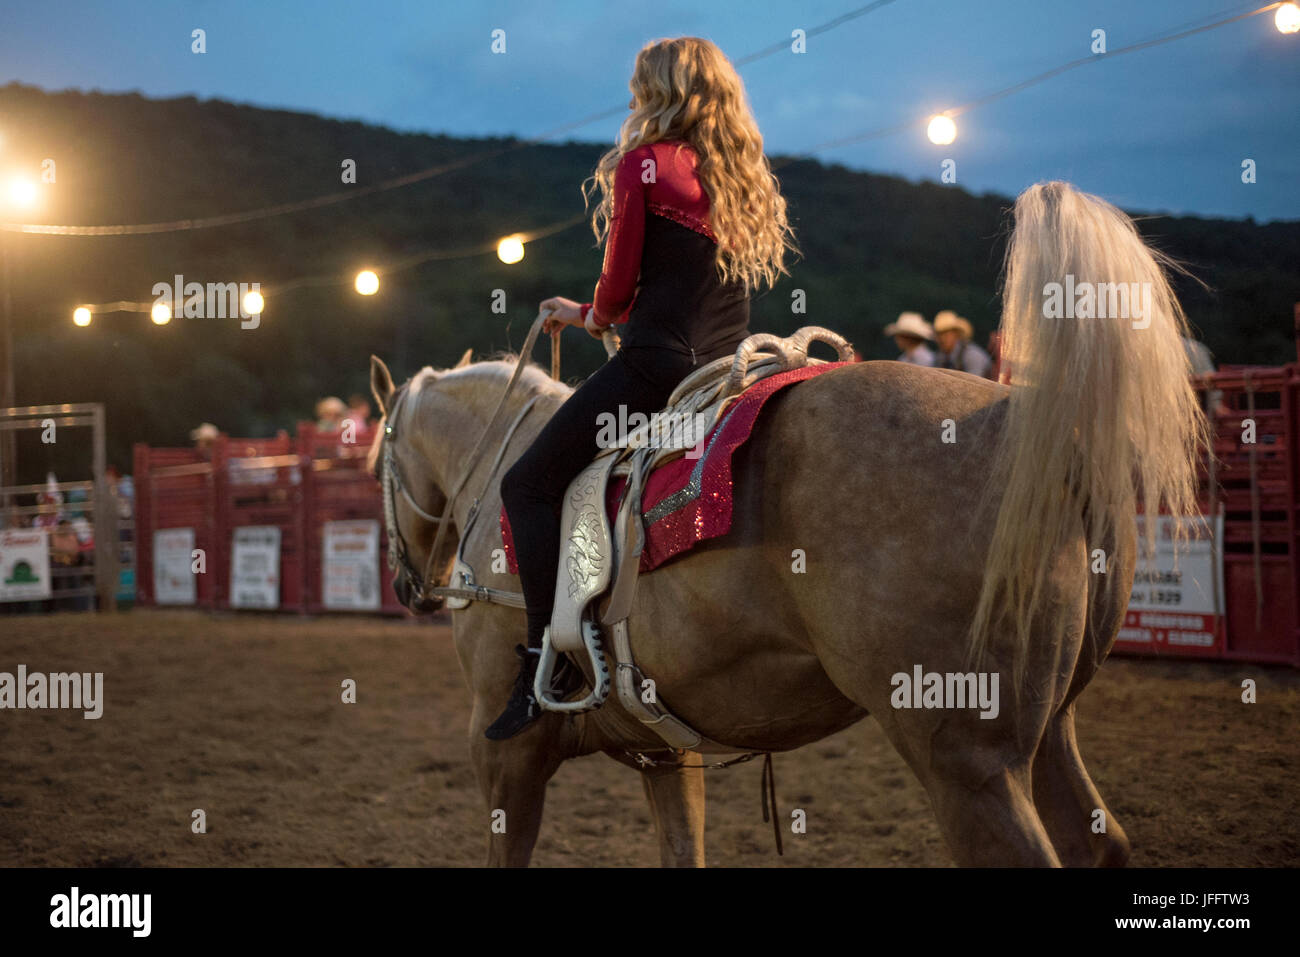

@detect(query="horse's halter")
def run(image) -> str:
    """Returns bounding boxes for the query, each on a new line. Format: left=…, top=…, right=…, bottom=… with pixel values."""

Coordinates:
left=379, top=385, right=451, bottom=602
left=376, top=312, right=570, bottom=608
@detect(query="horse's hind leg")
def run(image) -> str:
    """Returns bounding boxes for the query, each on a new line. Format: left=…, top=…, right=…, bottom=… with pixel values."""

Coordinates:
left=809, top=658, right=1063, bottom=865
left=640, top=756, right=706, bottom=867
left=919, top=755, right=1061, bottom=867
left=468, top=715, right=569, bottom=868
left=1032, top=704, right=1131, bottom=866
left=1032, top=524, right=1132, bottom=866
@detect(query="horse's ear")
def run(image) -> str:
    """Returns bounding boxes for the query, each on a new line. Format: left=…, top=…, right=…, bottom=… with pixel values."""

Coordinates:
left=453, top=348, right=473, bottom=369
left=370, top=355, right=395, bottom=416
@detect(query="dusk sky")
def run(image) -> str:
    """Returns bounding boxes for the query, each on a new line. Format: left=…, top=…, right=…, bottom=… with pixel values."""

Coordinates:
left=3, top=0, right=1297, bottom=221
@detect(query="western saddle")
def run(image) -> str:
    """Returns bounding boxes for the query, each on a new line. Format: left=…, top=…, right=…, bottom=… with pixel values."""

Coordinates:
left=532, top=326, right=855, bottom=751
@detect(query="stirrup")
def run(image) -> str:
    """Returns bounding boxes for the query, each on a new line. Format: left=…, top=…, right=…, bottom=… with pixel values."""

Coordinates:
left=534, top=622, right=610, bottom=714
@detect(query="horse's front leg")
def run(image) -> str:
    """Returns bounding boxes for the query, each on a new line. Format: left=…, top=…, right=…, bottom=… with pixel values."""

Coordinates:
left=640, top=755, right=706, bottom=867
left=468, top=707, right=571, bottom=867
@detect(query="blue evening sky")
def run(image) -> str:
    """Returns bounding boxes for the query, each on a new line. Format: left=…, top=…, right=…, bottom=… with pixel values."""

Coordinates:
left=2, top=0, right=1297, bottom=220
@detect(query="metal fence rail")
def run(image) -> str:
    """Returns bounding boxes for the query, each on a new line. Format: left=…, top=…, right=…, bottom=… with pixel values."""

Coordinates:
left=0, top=402, right=119, bottom=612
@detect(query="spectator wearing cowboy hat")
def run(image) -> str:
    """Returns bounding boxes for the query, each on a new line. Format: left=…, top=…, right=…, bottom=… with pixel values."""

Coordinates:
left=190, top=423, right=220, bottom=459
left=933, top=310, right=993, bottom=379
left=315, top=397, right=347, bottom=432
left=883, top=311, right=936, bottom=366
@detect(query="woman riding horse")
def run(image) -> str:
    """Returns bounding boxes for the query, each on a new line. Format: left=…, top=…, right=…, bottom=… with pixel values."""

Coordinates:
left=488, top=37, right=798, bottom=739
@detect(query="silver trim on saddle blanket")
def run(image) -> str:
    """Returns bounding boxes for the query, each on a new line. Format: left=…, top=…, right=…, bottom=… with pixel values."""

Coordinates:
left=534, top=327, right=856, bottom=746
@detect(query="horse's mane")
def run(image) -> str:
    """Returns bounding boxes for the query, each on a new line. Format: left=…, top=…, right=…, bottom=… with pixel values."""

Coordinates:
left=422, top=356, right=570, bottom=399
left=367, top=357, right=569, bottom=473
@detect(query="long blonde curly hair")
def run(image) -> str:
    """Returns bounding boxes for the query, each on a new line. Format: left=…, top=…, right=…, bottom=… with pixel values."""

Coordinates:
left=583, top=37, right=797, bottom=293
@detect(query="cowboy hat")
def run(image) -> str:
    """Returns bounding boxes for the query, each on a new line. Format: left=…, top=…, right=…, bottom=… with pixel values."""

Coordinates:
left=314, top=397, right=347, bottom=418
left=883, top=312, right=935, bottom=342
left=933, top=311, right=973, bottom=340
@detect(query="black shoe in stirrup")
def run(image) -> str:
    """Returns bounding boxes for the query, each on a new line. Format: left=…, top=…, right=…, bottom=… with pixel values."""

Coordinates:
left=483, top=645, right=542, bottom=740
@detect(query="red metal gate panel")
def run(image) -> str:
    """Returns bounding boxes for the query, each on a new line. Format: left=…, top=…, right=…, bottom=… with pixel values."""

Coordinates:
left=215, top=448, right=305, bottom=612
left=298, top=422, right=404, bottom=615
left=1114, top=365, right=1300, bottom=665
left=133, top=443, right=217, bottom=607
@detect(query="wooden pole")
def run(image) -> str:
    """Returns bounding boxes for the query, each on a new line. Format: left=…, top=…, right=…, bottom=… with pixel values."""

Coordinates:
left=92, top=403, right=118, bottom=611
left=0, top=234, right=15, bottom=524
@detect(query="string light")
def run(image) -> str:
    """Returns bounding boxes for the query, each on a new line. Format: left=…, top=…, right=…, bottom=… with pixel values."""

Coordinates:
left=45, top=0, right=1297, bottom=322
left=150, top=302, right=171, bottom=324
left=926, top=114, right=957, bottom=146
left=72, top=306, right=91, bottom=327
left=1277, top=2, right=1300, bottom=32
left=781, top=1, right=1293, bottom=160
left=1, top=2, right=898, bottom=238
left=5, top=176, right=37, bottom=209
left=354, top=270, right=380, bottom=295
left=496, top=235, right=525, bottom=264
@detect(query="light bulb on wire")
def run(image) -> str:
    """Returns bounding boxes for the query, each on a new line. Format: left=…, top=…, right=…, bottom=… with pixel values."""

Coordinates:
left=497, top=235, right=525, bottom=264
left=355, top=270, right=379, bottom=295
left=927, top=114, right=957, bottom=146
left=1277, top=2, right=1300, bottom=34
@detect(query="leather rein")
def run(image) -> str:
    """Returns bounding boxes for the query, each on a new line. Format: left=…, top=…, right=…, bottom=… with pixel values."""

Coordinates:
left=380, top=311, right=612, bottom=609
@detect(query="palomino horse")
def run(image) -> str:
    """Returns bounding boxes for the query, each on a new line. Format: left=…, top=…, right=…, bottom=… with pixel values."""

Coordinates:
left=366, top=182, right=1204, bottom=866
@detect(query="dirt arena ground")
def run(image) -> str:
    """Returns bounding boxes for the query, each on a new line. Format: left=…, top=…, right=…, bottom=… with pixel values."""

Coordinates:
left=1, top=609, right=1295, bottom=867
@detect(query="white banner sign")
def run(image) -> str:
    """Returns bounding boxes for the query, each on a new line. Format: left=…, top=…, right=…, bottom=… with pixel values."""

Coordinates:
left=230, top=525, right=281, bottom=609
left=1120, top=513, right=1223, bottom=649
left=0, top=528, right=52, bottom=602
left=153, top=527, right=196, bottom=605
left=322, top=520, right=380, bottom=610
left=1127, top=513, right=1223, bottom=614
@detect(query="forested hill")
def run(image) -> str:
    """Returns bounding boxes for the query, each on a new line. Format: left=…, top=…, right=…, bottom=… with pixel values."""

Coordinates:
left=2, top=83, right=1297, bottom=473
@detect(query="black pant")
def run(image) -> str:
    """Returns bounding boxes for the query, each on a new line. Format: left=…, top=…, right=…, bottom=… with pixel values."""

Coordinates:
left=501, top=343, right=731, bottom=648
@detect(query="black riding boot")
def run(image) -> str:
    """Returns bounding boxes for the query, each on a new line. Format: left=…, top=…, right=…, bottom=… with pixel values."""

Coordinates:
left=483, top=645, right=542, bottom=740
left=483, top=643, right=586, bottom=741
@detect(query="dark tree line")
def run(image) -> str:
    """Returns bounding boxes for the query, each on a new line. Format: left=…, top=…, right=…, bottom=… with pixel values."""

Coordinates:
left=2, top=83, right=1296, bottom=477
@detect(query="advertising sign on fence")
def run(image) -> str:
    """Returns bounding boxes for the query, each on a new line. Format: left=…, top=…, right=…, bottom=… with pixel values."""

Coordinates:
left=229, top=525, right=281, bottom=609
left=153, top=527, right=196, bottom=605
left=0, top=528, right=52, bottom=602
left=322, top=520, right=381, bottom=610
left=1119, top=513, right=1224, bottom=650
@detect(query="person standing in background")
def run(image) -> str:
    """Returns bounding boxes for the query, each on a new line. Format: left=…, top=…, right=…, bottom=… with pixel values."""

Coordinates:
left=883, top=312, right=936, bottom=366
left=346, top=393, right=373, bottom=429
left=934, top=311, right=993, bottom=378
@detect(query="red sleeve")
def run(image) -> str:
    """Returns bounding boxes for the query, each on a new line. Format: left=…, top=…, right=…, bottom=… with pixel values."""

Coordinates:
left=590, top=148, right=647, bottom=327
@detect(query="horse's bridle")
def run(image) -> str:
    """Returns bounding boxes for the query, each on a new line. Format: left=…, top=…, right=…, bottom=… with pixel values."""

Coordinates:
left=379, top=384, right=448, bottom=601
left=378, top=312, right=590, bottom=609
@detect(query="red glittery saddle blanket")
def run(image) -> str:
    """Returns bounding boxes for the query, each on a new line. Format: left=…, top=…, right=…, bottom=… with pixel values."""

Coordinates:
left=500, top=361, right=850, bottom=574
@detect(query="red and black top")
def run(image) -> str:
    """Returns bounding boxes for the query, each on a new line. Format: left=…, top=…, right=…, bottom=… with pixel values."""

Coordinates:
left=581, top=140, right=750, bottom=364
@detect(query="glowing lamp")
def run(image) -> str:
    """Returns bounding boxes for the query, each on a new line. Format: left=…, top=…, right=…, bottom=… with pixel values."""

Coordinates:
left=1277, top=3, right=1300, bottom=34
left=6, top=176, right=37, bottom=209
left=497, top=235, right=525, bottom=264
left=927, top=114, right=957, bottom=146
left=355, top=270, right=380, bottom=295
